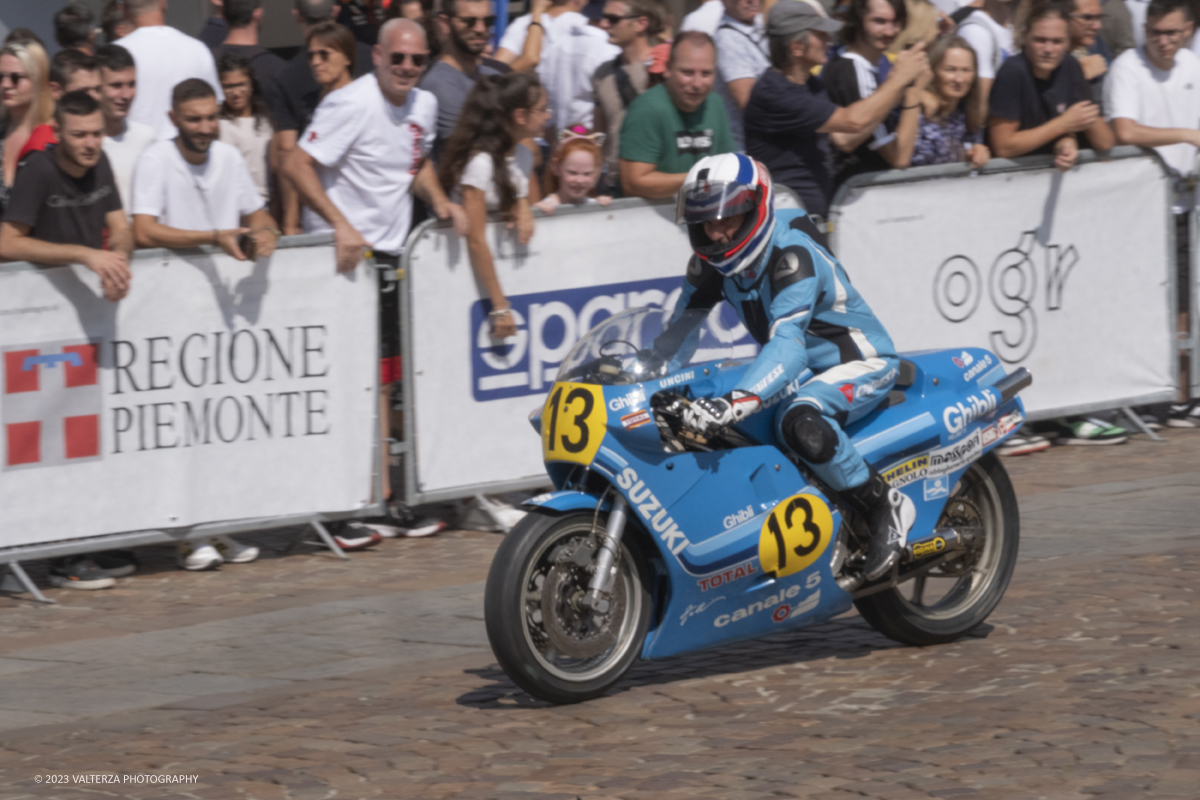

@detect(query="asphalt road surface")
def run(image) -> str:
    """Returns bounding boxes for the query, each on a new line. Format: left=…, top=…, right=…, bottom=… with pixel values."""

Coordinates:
left=2, top=430, right=1200, bottom=799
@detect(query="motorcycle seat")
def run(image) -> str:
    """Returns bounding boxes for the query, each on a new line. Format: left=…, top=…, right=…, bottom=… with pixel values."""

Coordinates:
left=877, top=359, right=917, bottom=409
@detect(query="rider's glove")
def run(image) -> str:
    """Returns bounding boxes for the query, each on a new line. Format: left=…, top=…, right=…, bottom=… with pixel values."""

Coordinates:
left=682, top=390, right=762, bottom=438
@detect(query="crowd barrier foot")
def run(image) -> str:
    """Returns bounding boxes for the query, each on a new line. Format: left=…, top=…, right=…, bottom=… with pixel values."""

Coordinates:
left=0, top=562, right=55, bottom=604
left=310, top=521, right=350, bottom=560
left=1121, top=406, right=1167, bottom=443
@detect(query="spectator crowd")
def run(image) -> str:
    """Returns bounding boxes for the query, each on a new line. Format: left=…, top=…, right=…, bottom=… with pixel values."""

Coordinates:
left=2, top=0, right=1200, bottom=588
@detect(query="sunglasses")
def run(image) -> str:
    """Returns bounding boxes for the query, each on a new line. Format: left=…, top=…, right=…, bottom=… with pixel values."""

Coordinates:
left=306, top=48, right=337, bottom=61
left=390, top=52, right=429, bottom=67
left=1071, top=12, right=1102, bottom=22
left=0, top=72, right=28, bottom=85
left=453, top=14, right=497, bottom=28
left=601, top=13, right=637, bottom=24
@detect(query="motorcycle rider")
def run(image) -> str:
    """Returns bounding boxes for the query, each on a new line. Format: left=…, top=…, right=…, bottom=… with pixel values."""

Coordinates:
left=667, top=152, right=914, bottom=580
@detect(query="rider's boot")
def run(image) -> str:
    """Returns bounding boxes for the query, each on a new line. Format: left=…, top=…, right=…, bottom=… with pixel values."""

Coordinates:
left=843, top=466, right=916, bottom=581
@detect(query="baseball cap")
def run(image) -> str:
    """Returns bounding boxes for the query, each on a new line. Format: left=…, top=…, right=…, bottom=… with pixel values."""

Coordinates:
left=766, top=0, right=844, bottom=37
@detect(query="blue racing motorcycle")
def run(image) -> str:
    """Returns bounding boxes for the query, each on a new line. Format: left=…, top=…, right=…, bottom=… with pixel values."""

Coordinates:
left=485, top=306, right=1031, bottom=704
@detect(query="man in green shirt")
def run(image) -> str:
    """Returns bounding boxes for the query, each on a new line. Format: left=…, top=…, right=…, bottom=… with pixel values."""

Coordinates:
left=618, top=31, right=735, bottom=198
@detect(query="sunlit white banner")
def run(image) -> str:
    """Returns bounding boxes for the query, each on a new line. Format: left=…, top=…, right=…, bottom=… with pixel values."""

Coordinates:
left=831, top=154, right=1175, bottom=417
left=0, top=242, right=378, bottom=548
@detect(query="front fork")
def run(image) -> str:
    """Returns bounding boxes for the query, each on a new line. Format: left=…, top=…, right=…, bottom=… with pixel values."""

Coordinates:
left=581, top=494, right=628, bottom=614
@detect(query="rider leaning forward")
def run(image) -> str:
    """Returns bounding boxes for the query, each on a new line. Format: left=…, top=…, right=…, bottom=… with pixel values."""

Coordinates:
left=669, top=153, right=915, bottom=580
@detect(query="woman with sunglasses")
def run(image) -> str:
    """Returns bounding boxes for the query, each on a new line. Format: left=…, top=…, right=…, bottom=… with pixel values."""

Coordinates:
left=306, top=21, right=358, bottom=103
left=0, top=42, right=53, bottom=215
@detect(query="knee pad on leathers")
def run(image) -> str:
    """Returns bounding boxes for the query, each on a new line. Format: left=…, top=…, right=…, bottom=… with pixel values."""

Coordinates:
left=781, top=405, right=838, bottom=464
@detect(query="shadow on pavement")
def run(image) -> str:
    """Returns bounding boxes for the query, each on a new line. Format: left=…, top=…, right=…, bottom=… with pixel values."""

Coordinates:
left=456, top=619, right=993, bottom=708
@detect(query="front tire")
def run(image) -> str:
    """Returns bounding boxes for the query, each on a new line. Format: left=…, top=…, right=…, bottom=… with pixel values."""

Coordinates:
left=484, top=508, right=653, bottom=704
left=855, top=452, right=1019, bottom=646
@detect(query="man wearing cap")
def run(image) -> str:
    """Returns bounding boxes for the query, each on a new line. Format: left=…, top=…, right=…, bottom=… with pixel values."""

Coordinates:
left=743, top=0, right=928, bottom=218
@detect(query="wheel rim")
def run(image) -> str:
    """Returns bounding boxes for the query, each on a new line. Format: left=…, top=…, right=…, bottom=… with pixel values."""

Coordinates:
left=897, top=459, right=1005, bottom=618
left=519, top=518, right=643, bottom=682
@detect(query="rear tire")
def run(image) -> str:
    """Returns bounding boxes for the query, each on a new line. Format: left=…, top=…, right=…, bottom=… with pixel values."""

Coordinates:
left=484, top=508, right=653, bottom=704
left=854, top=452, right=1019, bottom=646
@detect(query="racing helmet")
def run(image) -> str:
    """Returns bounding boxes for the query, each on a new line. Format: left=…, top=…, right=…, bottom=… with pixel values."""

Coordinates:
left=676, top=153, right=775, bottom=278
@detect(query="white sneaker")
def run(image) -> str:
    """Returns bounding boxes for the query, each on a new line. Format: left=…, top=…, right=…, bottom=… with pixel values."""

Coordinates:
left=210, top=535, right=259, bottom=564
left=177, top=542, right=223, bottom=571
left=459, top=496, right=527, bottom=532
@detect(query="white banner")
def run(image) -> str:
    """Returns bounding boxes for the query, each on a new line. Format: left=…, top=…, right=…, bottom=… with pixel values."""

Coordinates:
left=831, top=154, right=1175, bottom=417
left=0, top=242, right=378, bottom=549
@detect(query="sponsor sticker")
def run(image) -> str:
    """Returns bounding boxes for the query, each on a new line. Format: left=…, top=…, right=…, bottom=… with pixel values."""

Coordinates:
left=881, top=428, right=985, bottom=487
left=620, top=410, right=652, bottom=430
left=923, top=476, right=950, bottom=500
left=616, top=466, right=691, bottom=555
left=911, top=537, right=946, bottom=558
left=723, top=505, right=755, bottom=530
left=882, top=454, right=930, bottom=487
left=713, top=580, right=821, bottom=627
left=696, top=559, right=758, bottom=591
left=944, top=389, right=998, bottom=438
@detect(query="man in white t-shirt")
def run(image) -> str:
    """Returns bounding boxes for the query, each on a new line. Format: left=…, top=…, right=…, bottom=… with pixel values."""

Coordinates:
left=95, top=44, right=156, bottom=214
left=1108, top=0, right=1200, bottom=191
left=118, top=0, right=224, bottom=140
left=131, top=78, right=278, bottom=260
left=286, top=18, right=463, bottom=269
left=1109, top=0, right=1200, bottom=420
left=958, top=0, right=1016, bottom=101
left=283, top=18, right=464, bottom=516
left=496, top=0, right=619, bottom=130
left=716, top=0, right=769, bottom=148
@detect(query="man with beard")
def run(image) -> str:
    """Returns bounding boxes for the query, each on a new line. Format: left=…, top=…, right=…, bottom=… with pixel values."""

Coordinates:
left=130, top=78, right=278, bottom=264
left=419, top=0, right=511, bottom=156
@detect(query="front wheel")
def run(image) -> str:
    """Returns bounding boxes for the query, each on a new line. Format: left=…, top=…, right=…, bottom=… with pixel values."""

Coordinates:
left=855, top=452, right=1019, bottom=646
left=484, top=508, right=653, bottom=704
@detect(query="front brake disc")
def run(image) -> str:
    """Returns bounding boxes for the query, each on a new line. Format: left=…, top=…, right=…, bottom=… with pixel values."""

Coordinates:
left=541, top=564, right=626, bottom=660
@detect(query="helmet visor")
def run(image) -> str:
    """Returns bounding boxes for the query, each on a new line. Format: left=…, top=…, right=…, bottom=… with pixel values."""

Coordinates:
left=675, top=179, right=759, bottom=226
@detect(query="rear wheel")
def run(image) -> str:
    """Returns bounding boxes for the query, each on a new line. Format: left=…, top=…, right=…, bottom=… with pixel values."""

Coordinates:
left=855, top=452, right=1019, bottom=646
left=484, top=508, right=652, bottom=704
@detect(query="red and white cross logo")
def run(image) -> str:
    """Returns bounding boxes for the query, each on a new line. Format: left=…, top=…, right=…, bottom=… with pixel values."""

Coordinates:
left=2, top=340, right=102, bottom=469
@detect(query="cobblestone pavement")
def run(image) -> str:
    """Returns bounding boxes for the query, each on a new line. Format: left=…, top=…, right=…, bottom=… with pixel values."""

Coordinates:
left=2, top=432, right=1200, bottom=799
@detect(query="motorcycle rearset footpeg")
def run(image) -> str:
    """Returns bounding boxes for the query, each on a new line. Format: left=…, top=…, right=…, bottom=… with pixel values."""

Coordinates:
left=581, top=494, right=628, bottom=614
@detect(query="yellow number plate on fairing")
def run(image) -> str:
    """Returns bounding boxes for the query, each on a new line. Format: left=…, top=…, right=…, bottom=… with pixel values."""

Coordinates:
left=758, top=493, right=834, bottom=579
left=541, top=383, right=607, bottom=466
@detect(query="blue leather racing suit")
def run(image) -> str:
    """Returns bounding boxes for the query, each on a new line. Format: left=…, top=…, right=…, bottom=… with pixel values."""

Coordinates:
left=668, top=210, right=899, bottom=492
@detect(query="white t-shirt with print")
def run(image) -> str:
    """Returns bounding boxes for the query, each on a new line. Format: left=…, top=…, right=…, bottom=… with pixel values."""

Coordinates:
left=1106, top=46, right=1200, bottom=177
left=957, top=10, right=1014, bottom=80
left=119, top=25, right=224, bottom=141
left=299, top=75, right=437, bottom=254
left=456, top=150, right=530, bottom=209
left=130, top=139, right=263, bottom=230
left=102, top=119, right=156, bottom=214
